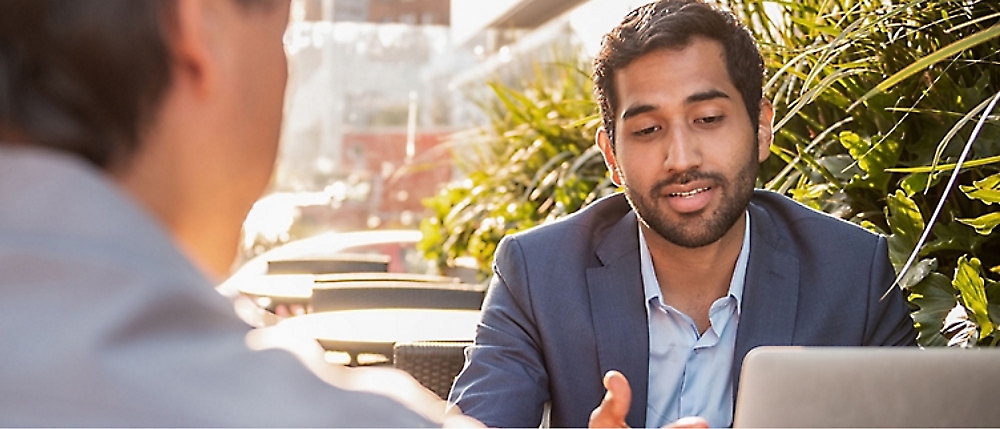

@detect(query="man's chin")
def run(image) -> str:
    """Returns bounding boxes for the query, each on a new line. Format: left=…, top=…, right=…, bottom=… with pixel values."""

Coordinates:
left=641, top=212, right=737, bottom=249
left=661, top=230, right=725, bottom=249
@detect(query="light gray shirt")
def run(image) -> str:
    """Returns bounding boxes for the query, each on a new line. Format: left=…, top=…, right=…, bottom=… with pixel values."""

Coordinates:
left=0, top=145, right=435, bottom=427
left=639, top=214, right=750, bottom=428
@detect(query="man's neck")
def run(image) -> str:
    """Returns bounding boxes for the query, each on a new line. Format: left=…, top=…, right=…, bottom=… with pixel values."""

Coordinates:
left=110, top=135, right=245, bottom=282
left=114, top=170, right=238, bottom=283
left=643, top=212, right=747, bottom=328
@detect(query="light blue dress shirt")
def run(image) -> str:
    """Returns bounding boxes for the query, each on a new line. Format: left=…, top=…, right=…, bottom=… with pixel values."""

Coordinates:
left=639, top=213, right=750, bottom=428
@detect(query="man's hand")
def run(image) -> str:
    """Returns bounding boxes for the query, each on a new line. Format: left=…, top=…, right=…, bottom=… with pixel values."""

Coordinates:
left=588, top=370, right=709, bottom=428
left=589, top=370, right=632, bottom=428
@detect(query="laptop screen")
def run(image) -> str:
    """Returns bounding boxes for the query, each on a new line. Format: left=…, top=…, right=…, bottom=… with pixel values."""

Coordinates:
left=733, top=347, right=1000, bottom=428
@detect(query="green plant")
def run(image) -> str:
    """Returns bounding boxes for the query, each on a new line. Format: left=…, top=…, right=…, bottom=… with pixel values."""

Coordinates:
left=731, top=0, right=1000, bottom=346
left=418, top=60, right=614, bottom=277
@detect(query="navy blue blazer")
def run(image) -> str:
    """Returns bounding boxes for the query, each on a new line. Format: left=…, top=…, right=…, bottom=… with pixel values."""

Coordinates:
left=448, top=191, right=916, bottom=428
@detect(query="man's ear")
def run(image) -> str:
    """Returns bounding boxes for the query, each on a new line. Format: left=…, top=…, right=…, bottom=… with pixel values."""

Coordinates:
left=756, top=98, right=775, bottom=163
left=596, top=127, right=623, bottom=187
left=169, top=0, right=221, bottom=98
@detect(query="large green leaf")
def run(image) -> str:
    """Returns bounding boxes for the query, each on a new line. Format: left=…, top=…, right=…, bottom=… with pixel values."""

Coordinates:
left=839, top=131, right=901, bottom=191
left=884, top=190, right=926, bottom=271
left=796, top=144, right=844, bottom=189
left=953, top=256, right=994, bottom=339
left=899, top=258, right=938, bottom=288
left=908, top=272, right=957, bottom=347
left=960, top=173, right=1000, bottom=205
left=899, top=173, right=940, bottom=196
left=924, top=220, right=988, bottom=255
left=957, top=212, right=1000, bottom=235
left=987, top=278, right=1000, bottom=329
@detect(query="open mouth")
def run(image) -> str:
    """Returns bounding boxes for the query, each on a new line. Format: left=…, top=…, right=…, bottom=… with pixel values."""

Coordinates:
left=669, top=187, right=711, bottom=198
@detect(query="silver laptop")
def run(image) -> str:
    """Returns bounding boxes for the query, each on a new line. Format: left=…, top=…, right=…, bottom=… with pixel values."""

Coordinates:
left=733, top=347, right=1000, bottom=428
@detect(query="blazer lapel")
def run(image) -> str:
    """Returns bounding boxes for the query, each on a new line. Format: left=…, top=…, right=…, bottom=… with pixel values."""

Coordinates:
left=586, top=212, right=649, bottom=428
left=732, top=202, right=800, bottom=400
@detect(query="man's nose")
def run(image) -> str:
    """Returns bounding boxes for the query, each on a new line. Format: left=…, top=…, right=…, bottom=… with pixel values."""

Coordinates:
left=661, top=126, right=702, bottom=174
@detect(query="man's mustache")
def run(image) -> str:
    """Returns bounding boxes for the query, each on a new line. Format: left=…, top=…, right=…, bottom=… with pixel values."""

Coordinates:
left=650, top=171, right=726, bottom=195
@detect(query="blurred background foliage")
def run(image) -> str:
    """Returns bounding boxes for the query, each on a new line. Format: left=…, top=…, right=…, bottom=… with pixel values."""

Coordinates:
left=420, top=0, right=1000, bottom=347
left=418, top=58, right=615, bottom=276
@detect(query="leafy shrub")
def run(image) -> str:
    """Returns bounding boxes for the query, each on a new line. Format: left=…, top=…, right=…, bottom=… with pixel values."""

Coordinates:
left=736, top=0, right=1000, bottom=346
left=418, top=61, right=613, bottom=277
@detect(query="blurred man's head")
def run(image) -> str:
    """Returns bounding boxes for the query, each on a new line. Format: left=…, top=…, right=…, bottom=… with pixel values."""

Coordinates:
left=0, top=0, right=290, bottom=277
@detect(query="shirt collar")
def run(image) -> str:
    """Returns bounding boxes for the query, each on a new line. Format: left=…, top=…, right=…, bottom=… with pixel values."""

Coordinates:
left=639, top=212, right=751, bottom=316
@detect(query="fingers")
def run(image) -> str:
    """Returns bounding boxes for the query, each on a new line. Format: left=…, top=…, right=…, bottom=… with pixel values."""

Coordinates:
left=589, top=370, right=632, bottom=428
left=664, top=416, right=709, bottom=428
left=273, top=304, right=291, bottom=318
left=587, top=371, right=707, bottom=429
left=603, top=370, right=632, bottom=420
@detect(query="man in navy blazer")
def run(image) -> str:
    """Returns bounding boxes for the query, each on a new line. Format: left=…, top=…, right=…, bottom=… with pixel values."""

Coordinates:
left=448, top=1, right=916, bottom=427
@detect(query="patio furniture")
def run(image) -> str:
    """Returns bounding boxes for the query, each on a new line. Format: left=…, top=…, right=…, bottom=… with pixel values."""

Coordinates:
left=310, top=280, right=486, bottom=313
left=314, top=272, right=460, bottom=284
left=236, top=273, right=469, bottom=315
left=275, top=308, right=481, bottom=366
left=393, top=341, right=470, bottom=400
left=237, top=274, right=315, bottom=308
left=267, top=252, right=389, bottom=275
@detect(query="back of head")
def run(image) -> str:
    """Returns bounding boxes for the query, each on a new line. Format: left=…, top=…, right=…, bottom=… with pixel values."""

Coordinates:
left=593, top=0, right=764, bottom=145
left=1, top=0, right=291, bottom=278
left=0, top=0, right=173, bottom=170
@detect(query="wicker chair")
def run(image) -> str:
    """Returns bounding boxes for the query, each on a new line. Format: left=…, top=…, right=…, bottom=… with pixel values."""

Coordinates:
left=393, top=341, right=470, bottom=400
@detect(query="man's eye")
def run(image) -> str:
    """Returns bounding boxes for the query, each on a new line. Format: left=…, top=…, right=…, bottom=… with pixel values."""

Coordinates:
left=697, top=115, right=723, bottom=124
left=633, top=126, right=660, bottom=136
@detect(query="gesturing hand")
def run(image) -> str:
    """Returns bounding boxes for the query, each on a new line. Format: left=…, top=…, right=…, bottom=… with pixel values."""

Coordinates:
left=589, top=370, right=632, bottom=428
left=588, top=370, right=709, bottom=428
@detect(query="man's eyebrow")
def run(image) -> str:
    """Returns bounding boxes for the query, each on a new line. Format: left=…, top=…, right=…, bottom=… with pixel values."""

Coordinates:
left=620, top=90, right=731, bottom=122
left=687, top=89, right=730, bottom=104
left=621, top=104, right=657, bottom=122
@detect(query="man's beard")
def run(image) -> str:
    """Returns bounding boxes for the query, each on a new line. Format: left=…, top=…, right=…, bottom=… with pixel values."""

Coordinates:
left=623, top=148, right=758, bottom=248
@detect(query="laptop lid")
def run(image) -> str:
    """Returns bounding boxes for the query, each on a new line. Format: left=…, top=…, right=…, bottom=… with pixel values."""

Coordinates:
left=733, top=347, right=1000, bottom=428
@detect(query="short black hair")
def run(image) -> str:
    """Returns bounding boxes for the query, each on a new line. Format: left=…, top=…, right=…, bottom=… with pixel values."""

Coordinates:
left=0, top=0, right=174, bottom=169
left=593, top=0, right=764, bottom=146
left=0, top=0, right=274, bottom=169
